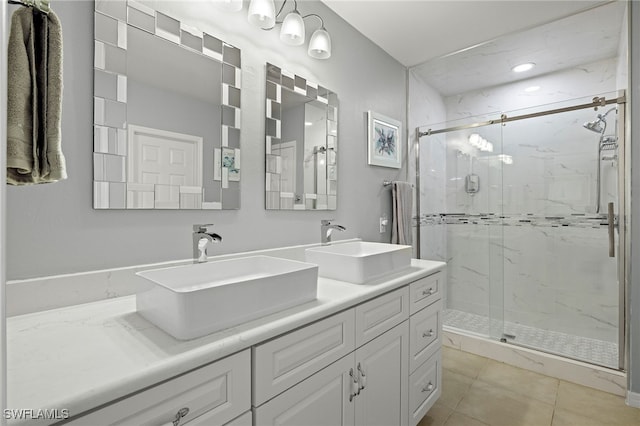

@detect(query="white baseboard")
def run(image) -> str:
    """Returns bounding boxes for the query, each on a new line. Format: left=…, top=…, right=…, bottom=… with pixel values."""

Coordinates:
left=627, top=391, right=640, bottom=408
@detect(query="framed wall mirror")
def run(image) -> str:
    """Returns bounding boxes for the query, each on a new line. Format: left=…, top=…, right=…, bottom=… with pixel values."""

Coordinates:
left=265, top=63, right=338, bottom=210
left=93, top=0, right=241, bottom=209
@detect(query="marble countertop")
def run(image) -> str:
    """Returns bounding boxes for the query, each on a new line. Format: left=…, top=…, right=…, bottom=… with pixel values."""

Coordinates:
left=7, top=258, right=445, bottom=424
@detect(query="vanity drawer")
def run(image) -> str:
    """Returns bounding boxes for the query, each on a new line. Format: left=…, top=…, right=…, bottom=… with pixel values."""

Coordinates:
left=67, top=349, right=250, bottom=426
left=188, top=409, right=252, bottom=426
left=409, top=300, right=442, bottom=373
left=355, top=286, right=409, bottom=347
left=253, top=309, right=356, bottom=406
left=410, top=271, right=443, bottom=315
left=409, top=350, right=441, bottom=426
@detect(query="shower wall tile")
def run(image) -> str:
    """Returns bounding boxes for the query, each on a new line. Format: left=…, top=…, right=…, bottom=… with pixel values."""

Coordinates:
left=413, top=52, right=621, bottom=347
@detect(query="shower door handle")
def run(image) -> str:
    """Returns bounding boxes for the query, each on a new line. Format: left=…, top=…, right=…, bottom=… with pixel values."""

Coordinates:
left=608, top=202, right=615, bottom=258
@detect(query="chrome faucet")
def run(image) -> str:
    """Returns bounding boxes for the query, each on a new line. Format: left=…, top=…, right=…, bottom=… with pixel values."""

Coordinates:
left=193, top=224, right=222, bottom=263
left=321, top=219, right=346, bottom=245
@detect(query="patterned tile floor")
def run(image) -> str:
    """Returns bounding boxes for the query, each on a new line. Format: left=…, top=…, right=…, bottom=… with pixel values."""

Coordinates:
left=419, top=347, right=640, bottom=426
left=444, top=309, right=618, bottom=369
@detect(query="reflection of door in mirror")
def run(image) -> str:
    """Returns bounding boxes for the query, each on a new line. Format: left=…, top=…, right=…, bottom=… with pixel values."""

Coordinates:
left=273, top=141, right=297, bottom=195
left=127, top=125, right=203, bottom=209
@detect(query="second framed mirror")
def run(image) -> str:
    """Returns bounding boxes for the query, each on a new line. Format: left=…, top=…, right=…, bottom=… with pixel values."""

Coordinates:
left=265, top=63, right=338, bottom=210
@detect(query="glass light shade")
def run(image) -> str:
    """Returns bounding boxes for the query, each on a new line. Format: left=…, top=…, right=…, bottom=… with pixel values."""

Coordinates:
left=280, top=11, right=305, bottom=46
left=213, top=0, right=243, bottom=12
left=248, top=0, right=276, bottom=29
left=308, top=28, right=331, bottom=59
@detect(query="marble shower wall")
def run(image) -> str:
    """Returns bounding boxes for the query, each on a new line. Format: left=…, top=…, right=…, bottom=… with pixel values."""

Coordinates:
left=416, top=56, right=623, bottom=343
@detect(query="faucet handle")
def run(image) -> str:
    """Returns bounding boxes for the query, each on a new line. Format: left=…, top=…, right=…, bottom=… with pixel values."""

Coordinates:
left=193, top=223, right=214, bottom=233
left=321, top=219, right=335, bottom=226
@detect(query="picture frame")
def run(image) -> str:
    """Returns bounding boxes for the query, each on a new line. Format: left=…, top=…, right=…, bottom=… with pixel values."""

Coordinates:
left=367, top=111, right=402, bottom=169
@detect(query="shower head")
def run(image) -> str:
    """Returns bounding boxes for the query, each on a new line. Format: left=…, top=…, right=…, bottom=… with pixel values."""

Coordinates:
left=583, top=119, right=604, bottom=133
left=583, top=107, right=617, bottom=134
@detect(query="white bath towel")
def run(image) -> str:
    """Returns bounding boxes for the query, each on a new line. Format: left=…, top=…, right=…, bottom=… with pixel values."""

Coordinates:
left=7, top=7, right=66, bottom=185
left=391, top=181, right=413, bottom=245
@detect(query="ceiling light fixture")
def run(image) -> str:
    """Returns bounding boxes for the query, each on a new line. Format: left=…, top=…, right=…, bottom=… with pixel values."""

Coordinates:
left=247, top=0, right=276, bottom=29
left=512, top=62, right=535, bottom=73
left=243, top=0, right=331, bottom=59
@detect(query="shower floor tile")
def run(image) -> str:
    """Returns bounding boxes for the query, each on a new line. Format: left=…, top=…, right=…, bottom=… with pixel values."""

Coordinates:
left=443, top=309, right=619, bottom=369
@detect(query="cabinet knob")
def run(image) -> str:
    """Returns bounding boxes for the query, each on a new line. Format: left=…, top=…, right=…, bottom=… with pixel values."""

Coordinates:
left=422, top=329, right=435, bottom=338
left=421, top=382, right=434, bottom=393
left=422, top=287, right=435, bottom=296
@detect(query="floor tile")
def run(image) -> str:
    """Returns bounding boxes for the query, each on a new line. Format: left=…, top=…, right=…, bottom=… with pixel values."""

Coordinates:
left=439, top=368, right=474, bottom=409
left=551, top=408, right=621, bottom=426
left=442, top=346, right=489, bottom=379
left=443, top=412, right=489, bottom=426
left=555, top=381, right=640, bottom=426
left=455, top=379, right=554, bottom=426
left=418, top=401, right=452, bottom=426
left=476, top=359, right=559, bottom=405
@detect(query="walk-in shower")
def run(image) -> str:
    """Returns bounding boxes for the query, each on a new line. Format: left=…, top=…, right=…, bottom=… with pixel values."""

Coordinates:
left=415, top=93, right=627, bottom=370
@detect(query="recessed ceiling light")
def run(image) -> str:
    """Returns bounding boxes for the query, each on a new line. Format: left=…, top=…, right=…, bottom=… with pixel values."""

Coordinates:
left=524, top=85, right=541, bottom=92
left=512, top=62, right=535, bottom=73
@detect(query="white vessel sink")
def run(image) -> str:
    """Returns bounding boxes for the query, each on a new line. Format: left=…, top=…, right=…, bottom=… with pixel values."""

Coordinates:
left=305, top=241, right=412, bottom=284
left=136, top=256, right=318, bottom=340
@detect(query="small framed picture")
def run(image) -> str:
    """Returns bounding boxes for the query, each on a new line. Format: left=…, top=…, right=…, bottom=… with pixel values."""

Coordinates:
left=367, top=111, right=402, bottom=168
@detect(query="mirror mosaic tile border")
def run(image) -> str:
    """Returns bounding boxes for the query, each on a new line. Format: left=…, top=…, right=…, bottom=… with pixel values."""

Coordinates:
left=265, top=63, right=338, bottom=210
left=93, top=0, right=242, bottom=209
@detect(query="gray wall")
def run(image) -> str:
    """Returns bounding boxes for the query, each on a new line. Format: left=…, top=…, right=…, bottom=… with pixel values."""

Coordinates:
left=5, top=0, right=406, bottom=279
left=629, top=0, right=639, bottom=398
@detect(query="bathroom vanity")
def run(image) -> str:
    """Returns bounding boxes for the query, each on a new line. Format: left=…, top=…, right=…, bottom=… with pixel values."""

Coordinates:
left=7, top=243, right=444, bottom=426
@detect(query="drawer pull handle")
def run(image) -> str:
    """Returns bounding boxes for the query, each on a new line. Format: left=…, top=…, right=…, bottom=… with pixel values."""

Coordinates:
left=357, top=362, right=367, bottom=392
left=349, top=368, right=359, bottom=402
left=422, top=329, right=435, bottom=338
left=422, top=382, right=434, bottom=393
left=422, top=287, right=435, bottom=296
left=171, top=407, right=189, bottom=426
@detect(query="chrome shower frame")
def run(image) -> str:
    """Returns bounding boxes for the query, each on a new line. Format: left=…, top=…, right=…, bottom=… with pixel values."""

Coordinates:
left=414, top=92, right=628, bottom=371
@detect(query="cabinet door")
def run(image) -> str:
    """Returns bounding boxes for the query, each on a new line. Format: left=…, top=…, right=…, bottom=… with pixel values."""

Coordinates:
left=354, top=321, right=409, bottom=426
left=254, top=353, right=356, bottom=426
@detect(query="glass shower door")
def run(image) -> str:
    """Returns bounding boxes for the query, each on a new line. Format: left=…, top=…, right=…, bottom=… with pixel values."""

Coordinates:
left=498, top=97, right=622, bottom=369
left=419, top=116, right=505, bottom=341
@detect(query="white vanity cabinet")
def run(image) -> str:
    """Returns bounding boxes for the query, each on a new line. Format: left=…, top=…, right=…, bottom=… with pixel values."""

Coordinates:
left=65, top=350, right=251, bottom=426
left=254, top=287, right=410, bottom=426
left=51, top=263, right=445, bottom=426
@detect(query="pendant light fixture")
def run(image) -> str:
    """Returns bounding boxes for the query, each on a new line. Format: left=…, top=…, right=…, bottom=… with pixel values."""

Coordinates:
left=242, top=0, right=332, bottom=59
left=248, top=0, right=276, bottom=29
left=280, top=6, right=305, bottom=46
left=308, top=24, right=331, bottom=59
